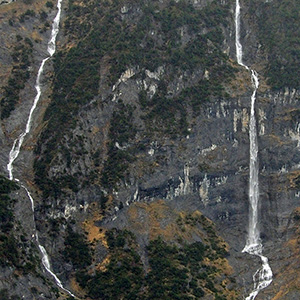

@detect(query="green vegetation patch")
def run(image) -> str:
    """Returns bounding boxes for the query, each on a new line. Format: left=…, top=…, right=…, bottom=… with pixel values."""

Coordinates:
left=63, top=226, right=92, bottom=269
left=252, top=0, right=300, bottom=89
left=0, top=175, right=19, bottom=268
left=75, top=225, right=235, bottom=300
left=76, top=229, right=144, bottom=299
left=0, top=176, right=18, bottom=234
left=0, top=36, right=33, bottom=119
left=0, top=289, right=21, bottom=300
left=0, top=176, right=39, bottom=275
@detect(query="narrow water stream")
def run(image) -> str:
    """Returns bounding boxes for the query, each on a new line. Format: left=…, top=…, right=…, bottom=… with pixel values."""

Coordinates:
left=6, top=0, right=76, bottom=297
left=235, top=0, right=273, bottom=299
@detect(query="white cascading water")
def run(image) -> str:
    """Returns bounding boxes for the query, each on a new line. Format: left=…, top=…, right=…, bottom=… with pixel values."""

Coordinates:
left=24, top=187, right=76, bottom=297
left=6, top=0, right=76, bottom=298
left=235, top=0, right=273, bottom=299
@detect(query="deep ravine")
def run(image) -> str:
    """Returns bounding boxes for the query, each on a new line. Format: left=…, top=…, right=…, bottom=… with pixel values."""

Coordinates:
left=6, top=0, right=76, bottom=297
left=235, top=0, right=273, bottom=299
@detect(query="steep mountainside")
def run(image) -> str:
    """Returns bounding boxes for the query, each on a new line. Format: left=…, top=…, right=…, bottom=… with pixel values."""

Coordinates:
left=0, top=0, right=300, bottom=299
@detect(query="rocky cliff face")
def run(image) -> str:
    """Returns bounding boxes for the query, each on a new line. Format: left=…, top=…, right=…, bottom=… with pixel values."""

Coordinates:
left=0, top=0, right=300, bottom=299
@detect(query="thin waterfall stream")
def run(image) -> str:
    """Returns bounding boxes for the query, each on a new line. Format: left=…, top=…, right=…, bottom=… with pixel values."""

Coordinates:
left=6, top=0, right=76, bottom=297
left=235, top=0, right=273, bottom=299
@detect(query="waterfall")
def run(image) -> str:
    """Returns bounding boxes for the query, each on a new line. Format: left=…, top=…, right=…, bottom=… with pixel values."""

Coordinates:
left=235, top=0, right=273, bottom=299
left=7, top=0, right=64, bottom=179
left=6, top=0, right=76, bottom=297
left=24, top=187, right=76, bottom=297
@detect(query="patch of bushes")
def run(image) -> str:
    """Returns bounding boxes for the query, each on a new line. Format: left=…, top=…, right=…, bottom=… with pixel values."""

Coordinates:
left=1, top=37, right=33, bottom=119
left=45, top=1, right=54, bottom=8
left=0, top=176, right=20, bottom=268
left=0, top=176, right=18, bottom=234
left=19, top=9, right=36, bottom=22
left=75, top=227, right=234, bottom=299
left=63, top=226, right=92, bottom=269
left=0, top=289, right=21, bottom=300
left=252, top=0, right=300, bottom=89
left=0, top=234, right=19, bottom=267
left=76, top=229, right=144, bottom=299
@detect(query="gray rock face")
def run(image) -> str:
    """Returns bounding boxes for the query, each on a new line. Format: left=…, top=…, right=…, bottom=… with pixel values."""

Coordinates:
left=1, top=0, right=300, bottom=299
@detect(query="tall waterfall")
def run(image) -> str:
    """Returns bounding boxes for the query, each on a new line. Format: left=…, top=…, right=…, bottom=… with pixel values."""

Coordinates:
left=6, top=0, right=76, bottom=297
left=235, top=0, right=273, bottom=299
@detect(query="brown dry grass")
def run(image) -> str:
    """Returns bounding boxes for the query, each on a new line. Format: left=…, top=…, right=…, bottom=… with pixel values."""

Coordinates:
left=128, top=201, right=230, bottom=270
left=68, top=276, right=87, bottom=299
left=95, top=254, right=111, bottom=272
left=81, top=204, right=108, bottom=247
left=128, top=200, right=206, bottom=242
